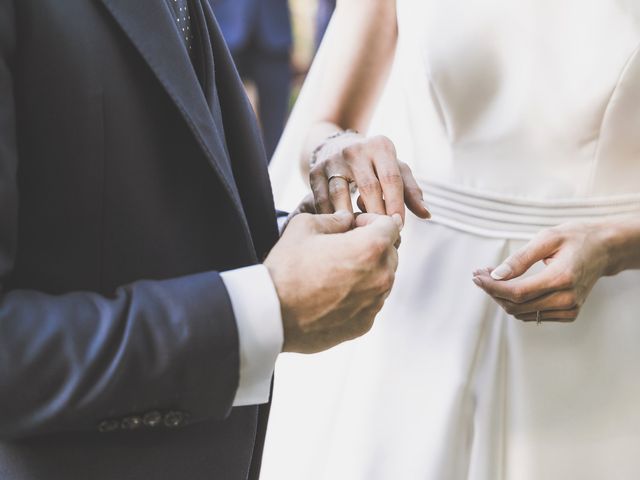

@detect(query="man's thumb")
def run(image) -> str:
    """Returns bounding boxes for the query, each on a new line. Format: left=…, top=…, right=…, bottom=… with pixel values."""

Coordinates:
left=310, top=210, right=354, bottom=234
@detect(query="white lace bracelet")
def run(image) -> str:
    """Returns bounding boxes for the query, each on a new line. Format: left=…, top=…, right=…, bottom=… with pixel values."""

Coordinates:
left=309, top=129, right=360, bottom=168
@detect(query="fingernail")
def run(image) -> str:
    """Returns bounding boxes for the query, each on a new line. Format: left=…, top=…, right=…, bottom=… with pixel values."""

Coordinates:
left=392, top=213, right=404, bottom=230
left=491, top=263, right=512, bottom=280
left=472, top=276, right=482, bottom=287
left=421, top=201, right=432, bottom=219
left=334, top=210, right=352, bottom=219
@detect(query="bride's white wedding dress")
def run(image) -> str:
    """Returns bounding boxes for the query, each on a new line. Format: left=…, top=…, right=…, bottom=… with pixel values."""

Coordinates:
left=263, top=1, right=640, bottom=479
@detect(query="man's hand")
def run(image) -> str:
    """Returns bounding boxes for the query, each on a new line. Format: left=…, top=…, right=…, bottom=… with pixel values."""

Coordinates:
left=281, top=194, right=316, bottom=232
left=264, top=211, right=402, bottom=353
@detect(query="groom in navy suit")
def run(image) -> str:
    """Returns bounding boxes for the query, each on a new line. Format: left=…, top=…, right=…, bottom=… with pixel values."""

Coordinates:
left=211, top=0, right=292, bottom=159
left=0, top=0, right=402, bottom=478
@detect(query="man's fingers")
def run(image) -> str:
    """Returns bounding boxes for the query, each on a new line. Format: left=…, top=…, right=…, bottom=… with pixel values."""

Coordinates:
left=354, top=213, right=402, bottom=248
left=351, top=213, right=402, bottom=246
left=327, top=176, right=353, bottom=213
left=354, top=212, right=381, bottom=228
left=399, top=162, right=430, bottom=219
left=307, top=211, right=354, bottom=234
left=490, top=230, right=561, bottom=281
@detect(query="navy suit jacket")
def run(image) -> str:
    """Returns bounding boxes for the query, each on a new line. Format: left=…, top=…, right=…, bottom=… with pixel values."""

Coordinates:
left=0, top=0, right=278, bottom=478
left=211, top=0, right=292, bottom=53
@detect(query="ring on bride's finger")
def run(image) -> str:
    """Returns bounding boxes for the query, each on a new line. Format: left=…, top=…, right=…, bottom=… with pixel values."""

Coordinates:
left=328, top=174, right=354, bottom=184
left=536, top=311, right=542, bottom=325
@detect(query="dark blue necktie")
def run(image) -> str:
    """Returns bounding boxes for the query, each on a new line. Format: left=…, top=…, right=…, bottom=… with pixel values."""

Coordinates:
left=165, top=0, right=195, bottom=61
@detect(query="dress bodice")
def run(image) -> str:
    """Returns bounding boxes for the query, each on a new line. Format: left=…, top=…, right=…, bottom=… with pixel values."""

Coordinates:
left=374, top=0, right=640, bottom=199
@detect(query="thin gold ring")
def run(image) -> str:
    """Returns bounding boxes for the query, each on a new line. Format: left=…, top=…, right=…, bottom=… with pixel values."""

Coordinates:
left=328, top=174, right=354, bottom=184
left=536, top=311, right=542, bottom=325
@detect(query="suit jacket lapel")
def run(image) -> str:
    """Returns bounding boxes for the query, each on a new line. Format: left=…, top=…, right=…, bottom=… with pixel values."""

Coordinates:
left=201, top=3, right=281, bottom=258
left=99, top=0, right=247, bottom=223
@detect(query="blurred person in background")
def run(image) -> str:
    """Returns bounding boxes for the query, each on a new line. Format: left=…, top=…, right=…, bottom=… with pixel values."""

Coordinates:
left=211, top=0, right=293, bottom=159
left=263, top=0, right=640, bottom=479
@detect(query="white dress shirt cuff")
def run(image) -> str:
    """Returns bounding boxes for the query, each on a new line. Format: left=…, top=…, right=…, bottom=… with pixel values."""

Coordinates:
left=277, top=215, right=289, bottom=234
left=221, top=265, right=284, bottom=406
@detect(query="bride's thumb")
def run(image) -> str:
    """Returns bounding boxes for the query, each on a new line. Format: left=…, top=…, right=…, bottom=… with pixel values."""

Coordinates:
left=491, top=233, right=556, bottom=281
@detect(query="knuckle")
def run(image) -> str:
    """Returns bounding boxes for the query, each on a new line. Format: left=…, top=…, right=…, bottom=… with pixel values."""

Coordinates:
left=560, top=291, right=578, bottom=308
left=371, top=135, right=396, bottom=154
left=376, top=270, right=395, bottom=294
left=309, top=164, right=324, bottom=178
left=289, top=213, right=310, bottom=230
left=398, top=161, right=412, bottom=173
left=557, top=271, right=577, bottom=288
left=357, top=315, right=376, bottom=335
left=511, top=288, right=527, bottom=304
left=359, top=180, right=383, bottom=195
left=379, top=172, right=403, bottom=186
left=341, top=144, right=362, bottom=161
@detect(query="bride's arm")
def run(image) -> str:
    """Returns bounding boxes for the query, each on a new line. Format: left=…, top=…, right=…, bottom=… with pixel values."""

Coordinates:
left=299, top=0, right=430, bottom=220
left=302, top=0, right=398, bottom=162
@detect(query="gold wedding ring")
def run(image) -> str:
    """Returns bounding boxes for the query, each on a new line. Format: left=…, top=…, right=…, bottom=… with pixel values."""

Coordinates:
left=328, top=174, right=354, bottom=184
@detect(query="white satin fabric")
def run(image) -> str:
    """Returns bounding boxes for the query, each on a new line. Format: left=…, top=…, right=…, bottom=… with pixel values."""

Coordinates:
left=262, top=1, right=640, bottom=479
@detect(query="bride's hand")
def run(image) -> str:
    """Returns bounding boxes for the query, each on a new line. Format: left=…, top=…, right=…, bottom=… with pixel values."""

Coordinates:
left=309, top=132, right=431, bottom=221
left=472, top=221, right=614, bottom=323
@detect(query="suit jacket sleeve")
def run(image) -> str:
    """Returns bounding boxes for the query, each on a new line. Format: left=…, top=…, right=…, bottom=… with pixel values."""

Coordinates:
left=0, top=1, right=239, bottom=440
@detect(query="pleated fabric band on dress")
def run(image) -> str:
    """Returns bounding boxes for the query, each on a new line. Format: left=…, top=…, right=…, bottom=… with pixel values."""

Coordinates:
left=419, top=179, right=640, bottom=240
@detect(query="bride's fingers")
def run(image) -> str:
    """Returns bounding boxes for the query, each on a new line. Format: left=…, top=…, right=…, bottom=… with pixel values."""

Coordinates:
left=372, top=156, right=405, bottom=220
left=515, top=308, right=580, bottom=323
left=473, top=263, right=565, bottom=304
left=310, top=165, right=333, bottom=214
left=328, top=176, right=353, bottom=213
left=351, top=162, right=386, bottom=215
left=399, top=162, right=430, bottom=219
left=493, top=289, right=579, bottom=316
left=367, top=135, right=404, bottom=218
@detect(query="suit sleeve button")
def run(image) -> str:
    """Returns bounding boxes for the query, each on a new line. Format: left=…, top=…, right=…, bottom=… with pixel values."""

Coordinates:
left=143, top=411, right=163, bottom=427
left=98, top=419, right=120, bottom=433
left=121, top=416, right=142, bottom=430
left=164, top=411, right=186, bottom=428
